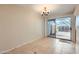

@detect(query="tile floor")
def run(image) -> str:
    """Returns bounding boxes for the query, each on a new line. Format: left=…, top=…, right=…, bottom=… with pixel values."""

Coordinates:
left=5, top=37, right=79, bottom=54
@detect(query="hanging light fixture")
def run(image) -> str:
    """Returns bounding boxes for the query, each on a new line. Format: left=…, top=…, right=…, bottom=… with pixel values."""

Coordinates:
left=41, top=7, right=50, bottom=16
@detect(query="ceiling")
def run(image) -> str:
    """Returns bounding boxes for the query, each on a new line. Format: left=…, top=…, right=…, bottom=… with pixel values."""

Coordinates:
left=33, top=4, right=76, bottom=15
left=17, top=4, right=76, bottom=15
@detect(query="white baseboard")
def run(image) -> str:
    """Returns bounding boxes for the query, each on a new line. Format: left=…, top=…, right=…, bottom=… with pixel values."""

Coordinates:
left=1, top=37, right=44, bottom=54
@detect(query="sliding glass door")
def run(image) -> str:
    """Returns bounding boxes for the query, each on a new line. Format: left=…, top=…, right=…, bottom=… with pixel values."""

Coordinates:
left=76, top=16, right=79, bottom=43
left=48, top=17, right=71, bottom=40
left=48, top=19, right=56, bottom=38
left=56, top=17, right=71, bottom=40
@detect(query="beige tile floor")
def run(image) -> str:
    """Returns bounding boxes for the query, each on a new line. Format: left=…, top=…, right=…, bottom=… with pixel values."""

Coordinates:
left=5, top=37, right=79, bottom=54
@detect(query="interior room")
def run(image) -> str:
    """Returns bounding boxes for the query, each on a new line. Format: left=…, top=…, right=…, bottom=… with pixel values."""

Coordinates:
left=0, top=4, right=79, bottom=54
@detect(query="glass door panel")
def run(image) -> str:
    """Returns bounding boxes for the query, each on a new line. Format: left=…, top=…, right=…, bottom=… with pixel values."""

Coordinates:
left=56, top=17, right=71, bottom=40
left=48, top=19, right=56, bottom=38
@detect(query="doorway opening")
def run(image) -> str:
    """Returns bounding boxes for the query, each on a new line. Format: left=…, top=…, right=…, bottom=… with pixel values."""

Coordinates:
left=48, top=17, right=71, bottom=40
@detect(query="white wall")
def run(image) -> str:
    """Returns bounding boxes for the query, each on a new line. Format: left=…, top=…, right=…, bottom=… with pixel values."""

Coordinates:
left=71, top=16, right=76, bottom=43
left=74, top=5, right=79, bottom=15
left=0, top=5, right=44, bottom=53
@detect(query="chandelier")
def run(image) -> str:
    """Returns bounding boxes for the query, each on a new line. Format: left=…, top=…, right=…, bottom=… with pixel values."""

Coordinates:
left=41, top=7, right=50, bottom=16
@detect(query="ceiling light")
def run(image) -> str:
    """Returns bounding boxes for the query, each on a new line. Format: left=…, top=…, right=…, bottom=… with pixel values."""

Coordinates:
left=41, top=7, right=50, bottom=16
